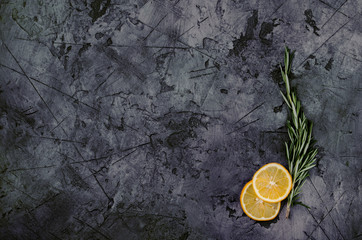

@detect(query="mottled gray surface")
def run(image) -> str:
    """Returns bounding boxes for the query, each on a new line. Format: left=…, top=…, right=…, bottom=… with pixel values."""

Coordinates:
left=0, top=0, right=361, bottom=239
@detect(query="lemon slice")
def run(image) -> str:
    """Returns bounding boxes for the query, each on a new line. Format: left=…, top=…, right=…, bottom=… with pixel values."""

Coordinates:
left=252, top=162, right=292, bottom=203
left=240, top=181, right=281, bottom=221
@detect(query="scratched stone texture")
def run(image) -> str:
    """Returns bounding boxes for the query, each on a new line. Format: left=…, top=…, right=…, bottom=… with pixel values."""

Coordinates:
left=0, top=0, right=361, bottom=239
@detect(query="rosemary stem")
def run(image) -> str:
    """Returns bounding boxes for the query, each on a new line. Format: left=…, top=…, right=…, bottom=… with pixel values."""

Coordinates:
left=286, top=202, right=291, bottom=219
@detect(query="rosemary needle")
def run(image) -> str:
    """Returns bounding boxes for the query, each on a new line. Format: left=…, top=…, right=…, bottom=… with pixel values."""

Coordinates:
left=279, top=47, right=318, bottom=218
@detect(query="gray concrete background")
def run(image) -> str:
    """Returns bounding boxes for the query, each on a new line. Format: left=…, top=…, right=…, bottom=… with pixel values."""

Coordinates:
left=0, top=0, right=361, bottom=239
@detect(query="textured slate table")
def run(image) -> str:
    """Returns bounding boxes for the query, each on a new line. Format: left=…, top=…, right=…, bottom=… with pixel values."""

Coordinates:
left=0, top=0, right=361, bottom=239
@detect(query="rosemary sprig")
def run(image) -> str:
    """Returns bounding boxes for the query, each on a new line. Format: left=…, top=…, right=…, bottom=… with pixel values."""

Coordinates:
left=279, top=47, right=318, bottom=218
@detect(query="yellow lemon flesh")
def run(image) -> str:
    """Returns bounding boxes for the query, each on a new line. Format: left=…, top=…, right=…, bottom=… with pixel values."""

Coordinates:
left=240, top=181, right=281, bottom=221
left=252, top=163, right=292, bottom=203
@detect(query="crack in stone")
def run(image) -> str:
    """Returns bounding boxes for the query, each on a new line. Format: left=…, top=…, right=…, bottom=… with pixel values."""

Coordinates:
left=307, top=179, right=347, bottom=240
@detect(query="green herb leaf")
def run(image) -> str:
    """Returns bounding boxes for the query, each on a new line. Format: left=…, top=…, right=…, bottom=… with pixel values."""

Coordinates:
left=294, top=201, right=311, bottom=209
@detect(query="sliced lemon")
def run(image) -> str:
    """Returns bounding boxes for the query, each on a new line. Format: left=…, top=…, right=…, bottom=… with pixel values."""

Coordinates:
left=252, top=162, right=292, bottom=203
left=240, top=181, right=281, bottom=221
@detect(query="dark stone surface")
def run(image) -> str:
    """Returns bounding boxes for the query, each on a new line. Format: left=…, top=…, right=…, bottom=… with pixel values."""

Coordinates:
left=0, top=0, right=361, bottom=239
